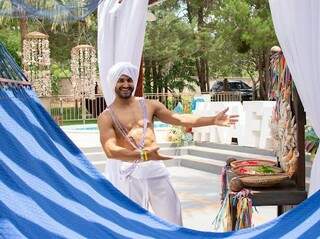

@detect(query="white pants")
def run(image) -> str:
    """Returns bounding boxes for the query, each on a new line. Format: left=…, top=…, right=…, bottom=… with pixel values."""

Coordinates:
left=122, top=176, right=183, bottom=226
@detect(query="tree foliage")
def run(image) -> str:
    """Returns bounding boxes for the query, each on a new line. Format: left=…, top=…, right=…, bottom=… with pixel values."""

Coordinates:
left=0, top=19, right=21, bottom=65
left=143, top=0, right=278, bottom=98
left=0, top=13, right=97, bottom=94
left=0, top=0, right=278, bottom=99
left=214, top=0, right=278, bottom=99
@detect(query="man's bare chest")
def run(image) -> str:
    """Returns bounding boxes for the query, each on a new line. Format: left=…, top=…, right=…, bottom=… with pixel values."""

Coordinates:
left=111, top=106, right=153, bottom=131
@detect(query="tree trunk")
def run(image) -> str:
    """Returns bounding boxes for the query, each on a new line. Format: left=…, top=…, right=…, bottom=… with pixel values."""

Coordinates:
left=197, top=5, right=207, bottom=92
left=252, top=80, right=257, bottom=100
left=144, top=59, right=152, bottom=93
left=256, top=50, right=270, bottom=100
left=264, top=51, right=271, bottom=99
left=185, top=1, right=209, bottom=92
left=151, top=60, right=158, bottom=93
left=19, top=17, right=28, bottom=49
left=246, top=67, right=257, bottom=100
left=205, top=59, right=210, bottom=91
left=156, top=64, right=163, bottom=94
left=196, top=57, right=209, bottom=92
left=258, top=69, right=264, bottom=99
left=164, top=81, right=168, bottom=108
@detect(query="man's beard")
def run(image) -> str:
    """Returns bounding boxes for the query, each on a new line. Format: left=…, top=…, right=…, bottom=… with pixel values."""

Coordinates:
left=115, top=87, right=134, bottom=99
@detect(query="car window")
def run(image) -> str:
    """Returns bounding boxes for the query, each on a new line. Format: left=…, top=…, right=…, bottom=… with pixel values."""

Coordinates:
left=241, top=82, right=251, bottom=89
left=211, top=81, right=223, bottom=91
left=229, top=82, right=242, bottom=90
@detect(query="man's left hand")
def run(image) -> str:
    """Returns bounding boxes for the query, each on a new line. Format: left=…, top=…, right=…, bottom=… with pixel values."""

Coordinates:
left=214, top=107, right=239, bottom=127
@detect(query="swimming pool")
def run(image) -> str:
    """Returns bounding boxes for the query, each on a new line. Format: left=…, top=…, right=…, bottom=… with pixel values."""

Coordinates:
left=61, top=122, right=171, bottom=147
left=61, top=121, right=170, bottom=133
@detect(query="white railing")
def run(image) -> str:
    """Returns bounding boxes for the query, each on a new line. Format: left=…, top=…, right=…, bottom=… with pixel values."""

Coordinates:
left=49, top=95, right=106, bottom=125
left=46, top=92, right=242, bottom=125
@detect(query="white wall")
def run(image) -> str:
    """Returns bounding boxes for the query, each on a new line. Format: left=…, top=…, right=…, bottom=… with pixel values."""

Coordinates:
left=192, top=101, right=276, bottom=149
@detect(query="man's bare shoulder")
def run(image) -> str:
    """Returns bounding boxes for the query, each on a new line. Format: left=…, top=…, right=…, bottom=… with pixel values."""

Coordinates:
left=146, top=99, right=163, bottom=109
left=97, top=109, right=112, bottom=127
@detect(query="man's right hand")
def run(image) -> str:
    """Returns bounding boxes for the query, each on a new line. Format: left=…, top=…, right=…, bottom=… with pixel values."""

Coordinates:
left=144, top=146, right=173, bottom=161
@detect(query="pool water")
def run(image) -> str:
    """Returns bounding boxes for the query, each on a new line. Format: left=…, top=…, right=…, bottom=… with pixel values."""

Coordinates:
left=61, top=121, right=169, bottom=132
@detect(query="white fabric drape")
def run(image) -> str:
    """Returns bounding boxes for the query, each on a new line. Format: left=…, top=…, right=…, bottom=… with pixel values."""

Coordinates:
left=269, top=0, right=320, bottom=196
left=97, top=0, right=149, bottom=106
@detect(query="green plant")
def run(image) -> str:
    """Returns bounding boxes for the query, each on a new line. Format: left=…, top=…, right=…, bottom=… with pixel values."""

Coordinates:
left=305, top=125, right=320, bottom=160
left=167, top=126, right=193, bottom=146
left=0, top=24, right=21, bottom=65
left=256, top=166, right=275, bottom=174
left=50, top=63, right=72, bottom=95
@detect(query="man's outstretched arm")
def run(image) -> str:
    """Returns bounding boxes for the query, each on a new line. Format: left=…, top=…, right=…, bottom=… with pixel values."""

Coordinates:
left=151, top=100, right=238, bottom=128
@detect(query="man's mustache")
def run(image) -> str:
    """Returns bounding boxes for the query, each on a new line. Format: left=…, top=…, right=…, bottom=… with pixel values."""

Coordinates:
left=119, top=87, right=134, bottom=91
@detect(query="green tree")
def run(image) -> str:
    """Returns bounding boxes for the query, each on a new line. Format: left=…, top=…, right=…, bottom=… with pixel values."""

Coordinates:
left=0, top=6, right=97, bottom=94
left=146, top=0, right=247, bottom=93
left=144, top=6, right=197, bottom=94
left=181, top=0, right=219, bottom=92
left=214, top=0, right=278, bottom=99
left=0, top=19, right=21, bottom=65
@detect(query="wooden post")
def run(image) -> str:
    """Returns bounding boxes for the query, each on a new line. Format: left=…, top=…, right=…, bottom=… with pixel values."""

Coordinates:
left=292, top=84, right=306, bottom=191
left=82, top=96, right=86, bottom=125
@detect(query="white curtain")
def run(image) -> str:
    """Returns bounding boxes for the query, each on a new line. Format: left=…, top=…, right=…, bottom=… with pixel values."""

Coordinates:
left=97, top=0, right=149, bottom=106
left=269, top=0, right=320, bottom=196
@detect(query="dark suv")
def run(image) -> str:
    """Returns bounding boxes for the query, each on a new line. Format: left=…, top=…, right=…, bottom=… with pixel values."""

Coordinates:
left=211, top=79, right=253, bottom=101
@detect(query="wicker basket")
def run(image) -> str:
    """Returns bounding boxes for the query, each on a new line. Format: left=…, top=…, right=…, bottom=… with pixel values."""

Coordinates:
left=232, top=165, right=283, bottom=176
left=239, top=174, right=289, bottom=187
left=230, top=159, right=276, bottom=169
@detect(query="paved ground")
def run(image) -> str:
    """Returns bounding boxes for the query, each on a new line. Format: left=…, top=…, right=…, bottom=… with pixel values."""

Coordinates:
left=167, top=167, right=276, bottom=232
left=62, top=127, right=277, bottom=232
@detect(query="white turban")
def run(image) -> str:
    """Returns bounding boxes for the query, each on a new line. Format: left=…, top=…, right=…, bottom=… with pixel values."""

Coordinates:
left=104, top=62, right=139, bottom=106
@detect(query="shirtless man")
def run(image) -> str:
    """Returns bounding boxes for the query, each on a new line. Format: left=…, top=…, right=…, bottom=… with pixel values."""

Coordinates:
left=98, top=62, right=238, bottom=226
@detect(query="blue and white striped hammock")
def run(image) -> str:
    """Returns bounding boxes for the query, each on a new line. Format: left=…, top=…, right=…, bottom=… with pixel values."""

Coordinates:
left=0, top=64, right=319, bottom=238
